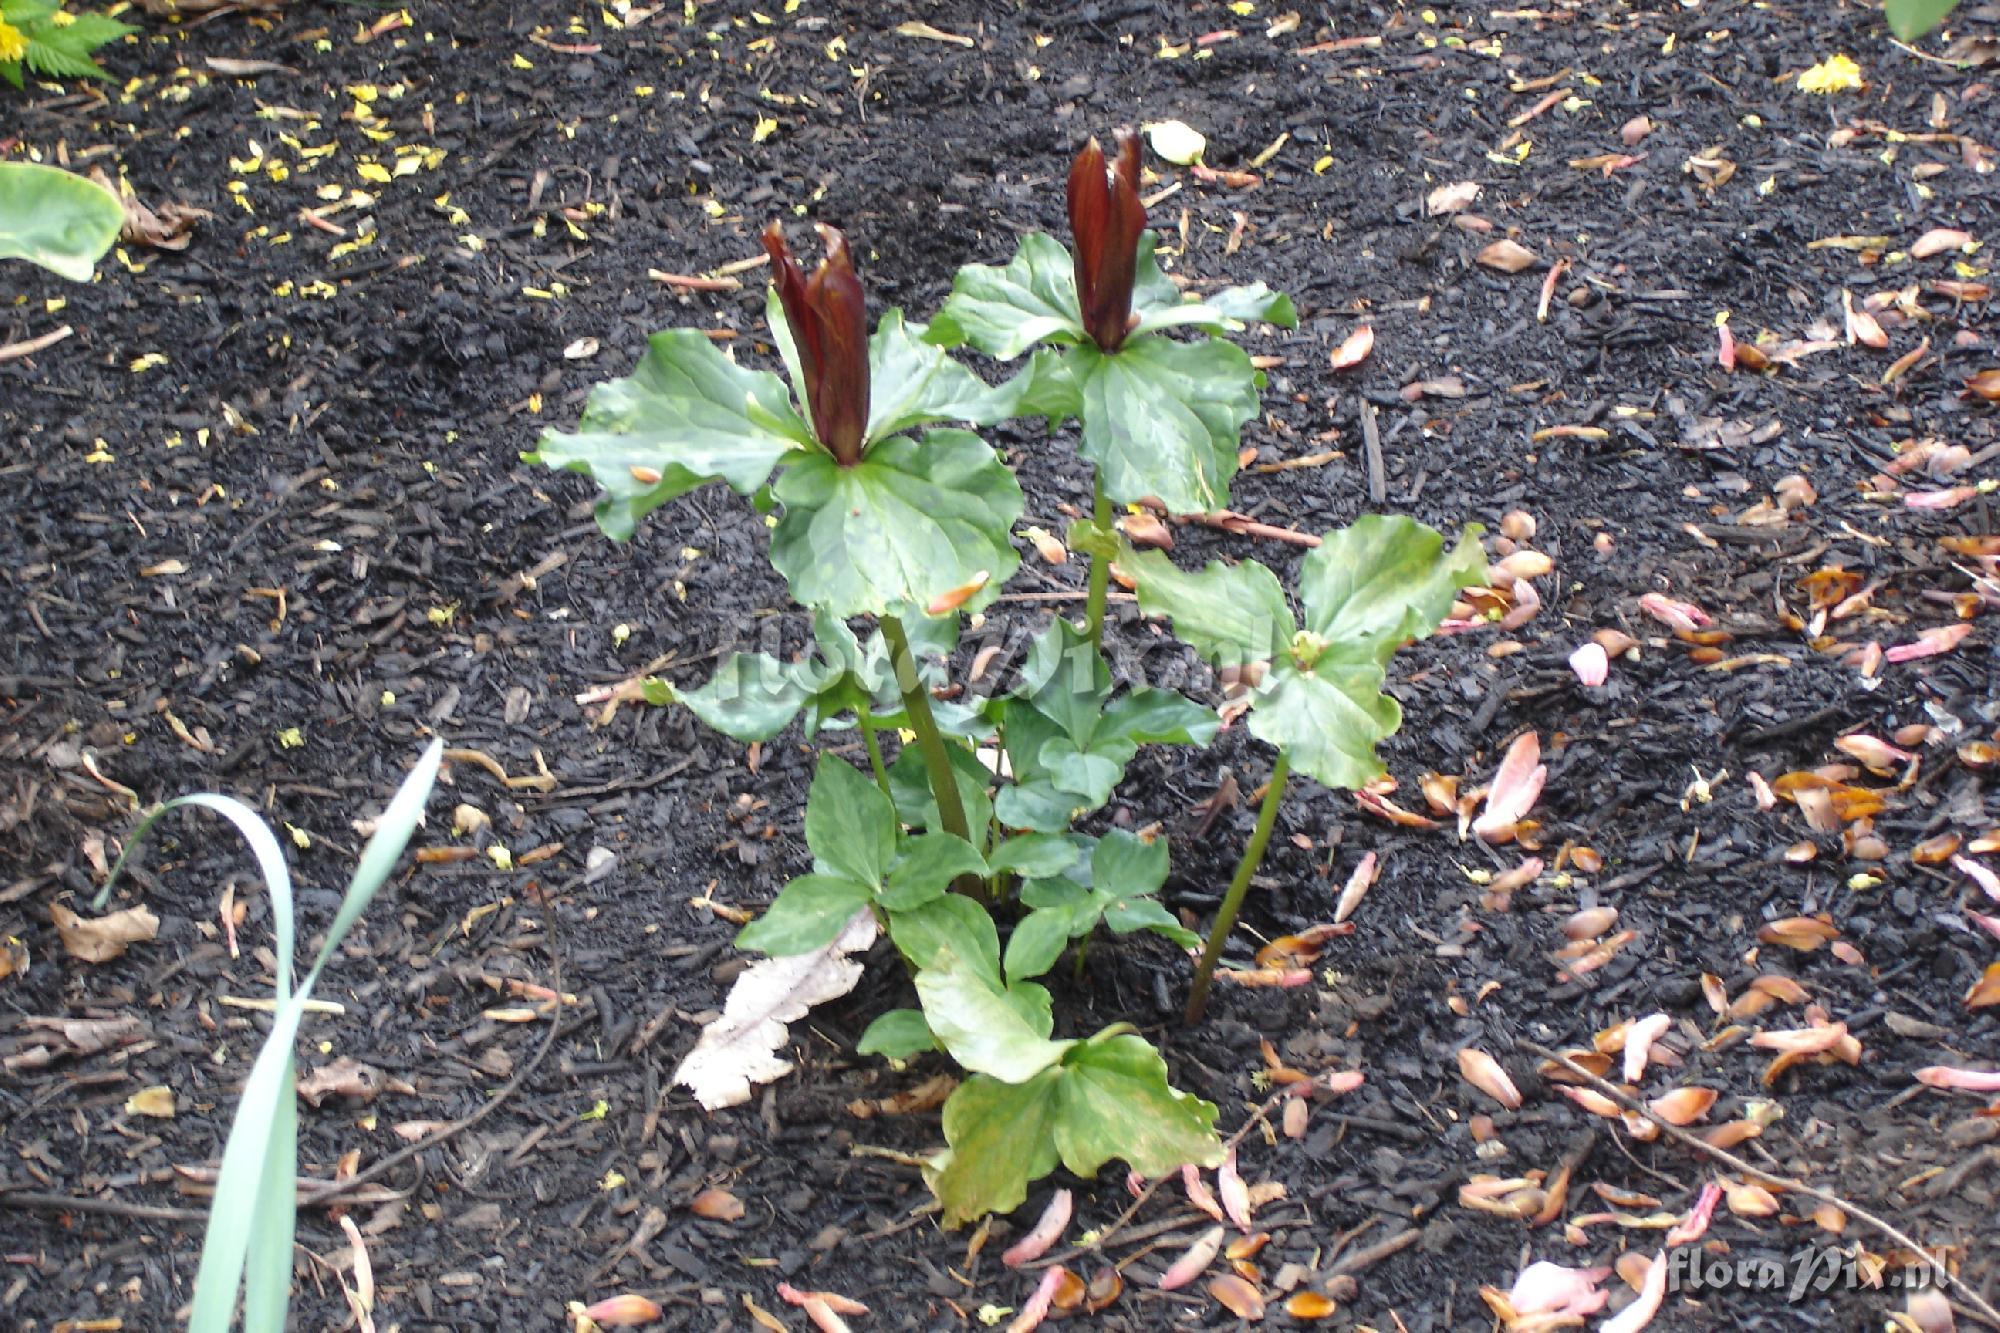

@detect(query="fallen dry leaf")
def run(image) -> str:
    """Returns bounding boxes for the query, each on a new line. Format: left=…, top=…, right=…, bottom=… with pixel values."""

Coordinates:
left=1427, top=180, right=1481, bottom=214
left=125, top=1085, right=176, bottom=1118
left=1478, top=238, right=1538, bottom=273
left=298, top=1056, right=400, bottom=1107
left=50, top=902, right=159, bottom=963
left=690, top=1187, right=746, bottom=1221
left=1457, top=1047, right=1523, bottom=1109
left=1209, top=1273, right=1266, bottom=1319
left=1330, top=324, right=1374, bottom=370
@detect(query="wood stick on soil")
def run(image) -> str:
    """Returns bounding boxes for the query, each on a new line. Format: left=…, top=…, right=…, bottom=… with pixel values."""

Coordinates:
left=0, top=325, right=75, bottom=363
left=1520, top=1040, right=2000, bottom=1332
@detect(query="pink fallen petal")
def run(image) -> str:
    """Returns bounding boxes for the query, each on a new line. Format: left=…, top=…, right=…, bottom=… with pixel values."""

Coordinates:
left=800, top=1298, right=851, bottom=1333
left=1508, top=1260, right=1611, bottom=1318
left=1217, top=1148, right=1254, bottom=1232
left=1126, top=1171, right=1147, bottom=1198
left=1639, top=592, right=1711, bottom=632
left=777, top=1285, right=868, bottom=1317
left=1915, top=1065, right=2000, bottom=1093
left=1623, top=1013, right=1672, bottom=1084
left=1498, top=576, right=1543, bottom=630
left=1601, top=1249, right=1669, bottom=1333
left=1747, top=771, right=1778, bottom=811
left=1182, top=1165, right=1225, bottom=1223
left=1968, top=910, right=2000, bottom=943
left=1903, top=486, right=1981, bottom=510
left=1005, top=1265, right=1068, bottom=1333
left=1665, top=1181, right=1722, bottom=1246
left=1320, top=1069, right=1367, bottom=1095
left=1473, top=731, right=1547, bottom=843
left=1569, top=641, right=1610, bottom=687
left=1884, top=623, right=1973, bottom=662
left=1159, top=1225, right=1225, bottom=1290
left=1953, top=854, right=2000, bottom=904
left=1333, top=851, right=1378, bottom=924
left=1002, top=1189, right=1073, bottom=1268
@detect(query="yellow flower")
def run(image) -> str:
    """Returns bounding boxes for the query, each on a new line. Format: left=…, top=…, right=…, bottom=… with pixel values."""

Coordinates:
left=1797, top=53, right=1863, bottom=94
left=0, top=21, right=28, bottom=65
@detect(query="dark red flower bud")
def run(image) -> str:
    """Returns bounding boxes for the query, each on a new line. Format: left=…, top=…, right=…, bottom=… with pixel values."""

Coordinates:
left=1067, top=130, right=1146, bottom=353
left=763, top=221, right=870, bottom=465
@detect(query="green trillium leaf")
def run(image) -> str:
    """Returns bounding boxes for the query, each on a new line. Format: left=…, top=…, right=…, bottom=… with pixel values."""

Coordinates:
left=1073, top=336, right=1263, bottom=513
left=1002, top=906, right=1078, bottom=986
left=888, top=892, right=1000, bottom=976
left=527, top=329, right=813, bottom=540
left=1297, top=516, right=1488, bottom=665
left=856, top=1008, right=939, bottom=1060
left=1002, top=829, right=1191, bottom=982
left=1121, top=546, right=1296, bottom=669
left=926, top=231, right=1088, bottom=360
left=867, top=308, right=1034, bottom=440
left=986, top=834, right=1083, bottom=881
left=1245, top=657, right=1403, bottom=791
left=665, top=652, right=836, bottom=742
left=769, top=429, right=1023, bottom=619
left=887, top=743, right=995, bottom=848
left=0, top=162, right=123, bottom=281
left=1885, top=0, right=1959, bottom=41
left=928, top=1029, right=1222, bottom=1226
left=1130, top=232, right=1297, bottom=336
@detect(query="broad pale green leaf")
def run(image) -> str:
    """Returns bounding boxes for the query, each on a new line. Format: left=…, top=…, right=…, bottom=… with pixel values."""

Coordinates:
left=769, top=429, right=1023, bottom=619
left=1130, top=232, right=1297, bottom=336
left=887, top=743, right=995, bottom=847
left=1297, top=517, right=1486, bottom=664
left=928, top=1030, right=1221, bottom=1225
left=1074, top=336, right=1263, bottom=513
left=527, top=329, right=814, bottom=540
left=867, top=308, right=1032, bottom=440
left=992, top=778, right=1080, bottom=835
left=914, top=944, right=1073, bottom=1082
left=1039, top=742, right=1123, bottom=806
left=1247, top=657, right=1402, bottom=791
left=879, top=832, right=989, bottom=911
left=888, top=892, right=1001, bottom=975
left=1002, top=979, right=1055, bottom=1039
left=733, top=873, right=875, bottom=955
left=1123, top=546, right=1296, bottom=668
left=1098, top=687, right=1221, bottom=750
left=0, top=162, right=122, bottom=281
left=1102, top=894, right=1198, bottom=947
left=929, top=1071, right=1064, bottom=1226
left=667, top=652, right=832, bottom=742
left=927, top=231, right=1087, bottom=360
left=804, top=755, right=896, bottom=887
left=1049, top=1032, right=1223, bottom=1178
left=1886, top=0, right=1959, bottom=39
left=987, top=834, right=1082, bottom=880
left=856, top=1008, right=938, bottom=1060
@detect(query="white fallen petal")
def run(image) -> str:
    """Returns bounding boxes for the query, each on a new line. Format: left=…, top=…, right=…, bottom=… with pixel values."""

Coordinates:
left=1569, top=641, right=1609, bottom=687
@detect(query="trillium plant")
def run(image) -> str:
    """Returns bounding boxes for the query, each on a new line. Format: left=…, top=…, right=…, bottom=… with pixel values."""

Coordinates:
left=928, top=129, right=1297, bottom=649
left=532, top=131, right=1477, bottom=1225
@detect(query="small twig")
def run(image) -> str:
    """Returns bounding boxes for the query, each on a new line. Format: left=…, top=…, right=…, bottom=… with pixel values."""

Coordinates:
left=1520, top=1039, right=2000, bottom=1331
left=1187, top=510, right=1323, bottom=547
left=0, top=325, right=75, bottom=363
left=0, top=1190, right=206, bottom=1222
left=649, top=269, right=742, bottom=292
left=1329, top=1225, right=1420, bottom=1275
left=1360, top=400, right=1386, bottom=504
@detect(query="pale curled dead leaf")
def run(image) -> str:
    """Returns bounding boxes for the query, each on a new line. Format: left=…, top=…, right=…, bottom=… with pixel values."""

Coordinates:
left=50, top=902, right=159, bottom=963
left=674, top=910, right=878, bottom=1110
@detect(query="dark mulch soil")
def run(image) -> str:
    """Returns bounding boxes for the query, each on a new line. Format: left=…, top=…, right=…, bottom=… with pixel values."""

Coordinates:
left=3, top=1, right=1998, bottom=1329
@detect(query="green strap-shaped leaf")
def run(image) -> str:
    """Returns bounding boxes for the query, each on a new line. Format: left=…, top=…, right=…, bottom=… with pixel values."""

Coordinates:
left=1297, top=516, right=1487, bottom=664
left=1129, top=232, right=1297, bottom=336
left=526, top=329, right=814, bottom=540
left=769, top=428, right=1023, bottom=619
left=926, top=231, right=1088, bottom=360
left=0, top=162, right=123, bottom=282
left=1073, top=335, right=1263, bottom=513
left=1122, top=546, right=1296, bottom=669
left=867, top=308, right=1034, bottom=440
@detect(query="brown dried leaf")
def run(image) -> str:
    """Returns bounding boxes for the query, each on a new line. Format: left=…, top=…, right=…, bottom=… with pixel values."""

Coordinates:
left=1457, top=1047, right=1523, bottom=1109
left=50, top=902, right=159, bottom=963
left=690, top=1187, right=747, bottom=1221
left=1478, top=238, right=1539, bottom=273
left=1330, top=325, right=1374, bottom=370
left=1208, top=1273, right=1266, bottom=1319
left=298, top=1056, right=397, bottom=1108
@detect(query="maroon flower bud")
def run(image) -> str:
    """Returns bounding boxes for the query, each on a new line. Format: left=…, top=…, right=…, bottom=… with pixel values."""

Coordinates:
left=763, top=221, right=870, bottom=466
left=1066, top=130, right=1146, bottom=353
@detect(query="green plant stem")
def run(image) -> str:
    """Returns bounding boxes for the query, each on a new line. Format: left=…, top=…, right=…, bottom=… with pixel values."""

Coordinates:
left=1083, top=473, right=1111, bottom=651
left=856, top=703, right=891, bottom=797
left=1186, top=750, right=1291, bottom=1025
left=881, top=615, right=972, bottom=849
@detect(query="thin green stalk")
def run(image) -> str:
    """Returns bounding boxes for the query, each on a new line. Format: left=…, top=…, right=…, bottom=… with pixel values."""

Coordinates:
left=856, top=703, right=891, bottom=797
left=1186, top=751, right=1291, bottom=1024
left=880, top=615, right=972, bottom=848
left=1083, top=472, right=1111, bottom=651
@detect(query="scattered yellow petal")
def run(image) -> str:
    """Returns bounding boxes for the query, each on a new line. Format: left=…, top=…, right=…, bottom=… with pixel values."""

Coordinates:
left=1797, top=53, right=1862, bottom=94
